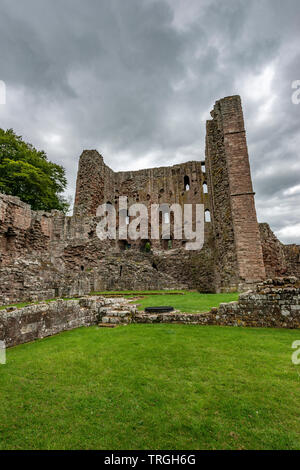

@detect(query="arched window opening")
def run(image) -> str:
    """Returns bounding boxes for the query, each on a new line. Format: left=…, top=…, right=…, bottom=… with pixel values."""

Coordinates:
left=184, top=175, right=190, bottom=191
left=80, top=265, right=85, bottom=272
left=205, top=210, right=211, bottom=223
left=201, top=162, right=206, bottom=173
left=203, top=183, right=208, bottom=194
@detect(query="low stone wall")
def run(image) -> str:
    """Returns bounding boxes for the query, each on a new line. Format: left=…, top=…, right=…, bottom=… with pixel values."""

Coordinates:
left=0, top=297, right=137, bottom=347
left=213, top=278, right=300, bottom=328
left=1, top=277, right=300, bottom=348
left=134, top=277, right=300, bottom=329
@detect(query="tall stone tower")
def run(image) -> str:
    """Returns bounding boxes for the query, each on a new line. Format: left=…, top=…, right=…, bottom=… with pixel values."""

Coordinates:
left=206, top=95, right=266, bottom=289
left=74, top=150, right=115, bottom=217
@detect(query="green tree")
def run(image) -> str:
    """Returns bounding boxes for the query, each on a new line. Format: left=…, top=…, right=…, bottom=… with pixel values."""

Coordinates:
left=0, top=128, right=69, bottom=212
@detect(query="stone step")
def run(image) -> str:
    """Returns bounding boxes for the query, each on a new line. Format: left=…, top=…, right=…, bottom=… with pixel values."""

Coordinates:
left=98, top=323, right=118, bottom=328
left=102, top=316, right=130, bottom=324
left=104, top=310, right=132, bottom=317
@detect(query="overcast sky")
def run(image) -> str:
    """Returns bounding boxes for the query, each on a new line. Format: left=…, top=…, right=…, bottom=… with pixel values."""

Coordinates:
left=0, top=0, right=299, bottom=243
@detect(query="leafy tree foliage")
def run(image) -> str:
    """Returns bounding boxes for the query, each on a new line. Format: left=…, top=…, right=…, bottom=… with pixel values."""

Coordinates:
left=0, top=129, right=69, bottom=212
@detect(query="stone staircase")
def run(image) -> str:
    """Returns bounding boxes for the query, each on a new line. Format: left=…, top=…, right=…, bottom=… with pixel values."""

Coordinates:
left=98, top=298, right=138, bottom=327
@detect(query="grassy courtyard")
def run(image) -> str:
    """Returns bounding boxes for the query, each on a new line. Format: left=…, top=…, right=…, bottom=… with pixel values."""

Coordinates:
left=0, top=324, right=299, bottom=450
left=90, top=290, right=240, bottom=313
left=134, top=291, right=239, bottom=312
left=0, top=291, right=239, bottom=313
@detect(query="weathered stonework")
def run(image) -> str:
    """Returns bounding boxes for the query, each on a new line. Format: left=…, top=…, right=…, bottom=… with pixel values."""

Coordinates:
left=0, top=95, right=299, bottom=306
left=0, top=297, right=137, bottom=348
left=259, top=223, right=300, bottom=279
left=2, top=277, right=299, bottom=348
left=130, top=277, right=300, bottom=329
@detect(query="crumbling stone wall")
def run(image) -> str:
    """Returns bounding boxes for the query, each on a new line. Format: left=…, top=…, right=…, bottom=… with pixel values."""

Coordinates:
left=0, top=194, right=196, bottom=305
left=134, top=277, right=300, bottom=329
left=2, top=278, right=299, bottom=349
left=74, top=150, right=210, bottom=253
left=259, top=223, right=289, bottom=277
left=0, top=297, right=137, bottom=348
left=283, top=245, right=300, bottom=279
left=0, top=194, right=51, bottom=267
left=259, top=223, right=300, bottom=279
left=74, top=154, right=208, bottom=219
left=211, top=277, right=300, bottom=328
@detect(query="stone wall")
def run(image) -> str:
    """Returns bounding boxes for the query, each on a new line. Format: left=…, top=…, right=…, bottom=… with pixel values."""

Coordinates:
left=0, top=193, right=197, bottom=305
left=74, top=152, right=209, bottom=220
left=283, top=245, right=300, bottom=279
left=0, top=296, right=137, bottom=348
left=213, top=277, right=300, bottom=328
left=134, top=277, right=300, bottom=329
left=259, top=223, right=300, bottom=279
left=2, top=277, right=299, bottom=349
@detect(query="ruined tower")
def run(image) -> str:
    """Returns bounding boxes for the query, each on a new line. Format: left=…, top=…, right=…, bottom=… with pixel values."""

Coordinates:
left=73, top=95, right=266, bottom=290
left=206, top=95, right=266, bottom=288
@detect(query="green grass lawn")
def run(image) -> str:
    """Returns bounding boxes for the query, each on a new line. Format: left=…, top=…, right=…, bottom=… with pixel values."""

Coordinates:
left=1, top=324, right=299, bottom=450
left=135, top=292, right=240, bottom=313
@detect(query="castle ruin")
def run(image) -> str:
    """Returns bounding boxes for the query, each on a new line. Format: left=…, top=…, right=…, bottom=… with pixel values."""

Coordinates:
left=0, top=95, right=299, bottom=305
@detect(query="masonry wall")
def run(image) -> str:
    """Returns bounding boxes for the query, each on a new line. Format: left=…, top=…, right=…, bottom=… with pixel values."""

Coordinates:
left=134, top=277, right=300, bottom=329
left=0, top=192, right=215, bottom=305
left=2, top=277, right=299, bottom=350
left=0, top=296, right=137, bottom=348
left=74, top=153, right=209, bottom=218
left=74, top=150, right=211, bottom=252
left=259, top=223, right=300, bottom=279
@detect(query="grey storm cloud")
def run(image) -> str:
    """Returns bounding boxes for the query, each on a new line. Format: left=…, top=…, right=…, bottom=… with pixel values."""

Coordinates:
left=0, top=0, right=299, bottom=243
